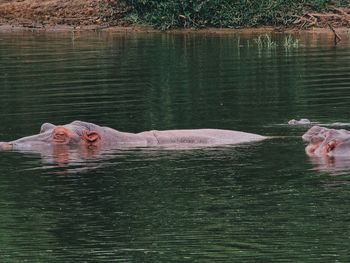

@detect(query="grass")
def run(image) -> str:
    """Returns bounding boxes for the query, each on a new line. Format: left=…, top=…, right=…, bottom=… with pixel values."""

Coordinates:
left=253, top=34, right=277, bottom=49
left=122, top=0, right=349, bottom=29
left=233, top=34, right=300, bottom=49
left=283, top=35, right=300, bottom=48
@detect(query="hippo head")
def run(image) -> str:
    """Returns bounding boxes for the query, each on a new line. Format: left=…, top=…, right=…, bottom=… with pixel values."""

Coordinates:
left=288, top=118, right=311, bottom=125
left=40, top=121, right=102, bottom=147
left=2, top=121, right=119, bottom=151
left=302, top=126, right=350, bottom=157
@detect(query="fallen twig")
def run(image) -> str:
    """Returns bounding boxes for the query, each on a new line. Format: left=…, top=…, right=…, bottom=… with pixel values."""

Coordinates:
left=328, top=23, right=341, bottom=45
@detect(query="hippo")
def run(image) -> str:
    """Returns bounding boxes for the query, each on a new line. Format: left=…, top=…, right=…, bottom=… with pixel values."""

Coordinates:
left=288, top=118, right=311, bottom=125
left=302, top=125, right=350, bottom=157
left=0, top=121, right=267, bottom=151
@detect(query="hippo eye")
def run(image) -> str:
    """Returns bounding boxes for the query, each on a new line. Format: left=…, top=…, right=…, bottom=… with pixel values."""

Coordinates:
left=310, top=136, right=324, bottom=144
left=40, top=123, right=56, bottom=133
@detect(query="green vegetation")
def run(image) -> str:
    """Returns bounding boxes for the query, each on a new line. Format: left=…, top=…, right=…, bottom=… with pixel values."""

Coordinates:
left=122, top=0, right=348, bottom=29
left=234, top=34, right=299, bottom=49
left=283, top=35, right=300, bottom=48
left=254, top=34, right=277, bottom=49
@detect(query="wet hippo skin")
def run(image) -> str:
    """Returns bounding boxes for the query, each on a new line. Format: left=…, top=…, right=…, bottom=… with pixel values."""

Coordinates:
left=0, top=121, right=267, bottom=151
left=302, top=125, right=350, bottom=157
left=288, top=118, right=311, bottom=125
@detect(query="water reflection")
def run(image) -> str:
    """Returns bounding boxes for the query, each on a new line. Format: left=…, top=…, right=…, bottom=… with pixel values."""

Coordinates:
left=15, top=142, right=259, bottom=174
left=309, top=155, right=350, bottom=175
left=22, top=146, right=116, bottom=174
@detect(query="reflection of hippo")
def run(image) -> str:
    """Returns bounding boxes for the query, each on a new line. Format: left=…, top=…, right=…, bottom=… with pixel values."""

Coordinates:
left=0, top=121, right=267, bottom=151
left=302, top=125, right=350, bottom=157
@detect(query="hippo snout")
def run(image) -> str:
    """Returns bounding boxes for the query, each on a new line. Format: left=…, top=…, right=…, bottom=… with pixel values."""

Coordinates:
left=0, top=142, right=12, bottom=150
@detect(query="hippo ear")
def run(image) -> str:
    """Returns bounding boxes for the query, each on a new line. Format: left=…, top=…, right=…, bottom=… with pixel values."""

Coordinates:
left=82, top=130, right=101, bottom=146
left=40, top=123, right=56, bottom=133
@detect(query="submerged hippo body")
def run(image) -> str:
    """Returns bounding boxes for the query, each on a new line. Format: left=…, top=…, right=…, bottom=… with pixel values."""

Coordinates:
left=302, top=125, right=350, bottom=157
left=0, top=121, right=267, bottom=151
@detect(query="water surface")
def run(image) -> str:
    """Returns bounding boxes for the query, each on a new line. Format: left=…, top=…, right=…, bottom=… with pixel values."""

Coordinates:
left=0, top=31, right=350, bottom=262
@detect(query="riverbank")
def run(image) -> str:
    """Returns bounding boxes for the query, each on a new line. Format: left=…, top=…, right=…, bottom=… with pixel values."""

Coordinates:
left=0, top=0, right=349, bottom=33
left=0, top=0, right=126, bottom=30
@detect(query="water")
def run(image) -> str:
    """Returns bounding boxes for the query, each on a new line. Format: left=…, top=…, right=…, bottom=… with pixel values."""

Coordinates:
left=0, top=31, right=350, bottom=262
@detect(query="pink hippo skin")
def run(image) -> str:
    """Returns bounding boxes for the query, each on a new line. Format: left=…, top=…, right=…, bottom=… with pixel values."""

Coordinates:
left=0, top=121, right=267, bottom=151
left=302, top=125, right=350, bottom=157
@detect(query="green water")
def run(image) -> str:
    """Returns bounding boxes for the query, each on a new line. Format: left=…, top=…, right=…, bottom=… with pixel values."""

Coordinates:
left=0, top=31, right=350, bottom=262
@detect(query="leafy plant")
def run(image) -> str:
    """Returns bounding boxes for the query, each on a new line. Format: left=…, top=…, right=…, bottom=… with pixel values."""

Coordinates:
left=121, top=0, right=343, bottom=29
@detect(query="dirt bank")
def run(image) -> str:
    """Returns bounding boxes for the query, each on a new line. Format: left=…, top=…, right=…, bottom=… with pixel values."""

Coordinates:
left=0, top=0, right=349, bottom=32
left=0, top=0, right=128, bottom=30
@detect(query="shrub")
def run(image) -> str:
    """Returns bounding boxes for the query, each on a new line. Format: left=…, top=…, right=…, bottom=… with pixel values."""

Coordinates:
left=122, top=0, right=346, bottom=29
